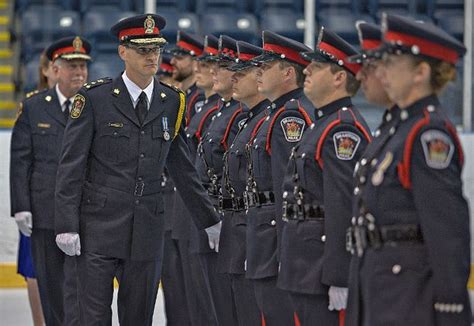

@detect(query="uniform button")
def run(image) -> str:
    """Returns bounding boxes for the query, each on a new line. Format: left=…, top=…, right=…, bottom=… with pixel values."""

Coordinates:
left=371, top=159, right=378, bottom=167
left=351, top=217, right=356, bottom=226
left=375, top=129, right=381, bottom=137
left=353, top=187, right=360, bottom=195
left=209, top=138, right=213, bottom=142
left=138, top=177, right=143, bottom=181
left=400, top=110, right=409, bottom=120
left=113, top=131, right=118, bottom=136
left=140, top=153, right=145, bottom=158
left=86, top=199, right=91, bottom=203
left=244, top=259, right=247, bottom=271
left=141, top=130, right=145, bottom=135
left=321, top=235, right=326, bottom=242
left=283, top=191, right=288, bottom=198
left=392, top=264, right=402, bottom=274
left=301, top=153, right=306, bottom=158
left=360, top=158, right=367, bottom=166
left=385, top=113, right=392, bottom=122
left=357, top=216, right=364, bottom=226
left=310, top=123, right=315, bottom=129
left=265, top=116, right=270, bottom=121
left=135, top=199, right=140, bottom=205
left=342, top=107, right=348, bottom=111
left=186, top=133, right=190, bottom=138
left=217, top=112, right=222, bottom=117
left=427, top=105, right=435, bottom=112
left=235, top=150, right=239, bottom=154
left=254, top=145, right=258, bottom=149
left=359, top=176, right=366, bottom=184
left=389, top=127, right=396, bottom=135
left=271, top=220, right=276, bottom=226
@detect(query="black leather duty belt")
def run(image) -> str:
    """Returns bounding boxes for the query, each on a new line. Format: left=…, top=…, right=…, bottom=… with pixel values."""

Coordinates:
left=346, top=223, right=424, bottom=255
left=88, top=174, right=162, bottom=197
left=282, top=202, right=325, bottom=221
left=244, top=191, right=275, bottom=208
left=218, top=196, right=246, bottom=212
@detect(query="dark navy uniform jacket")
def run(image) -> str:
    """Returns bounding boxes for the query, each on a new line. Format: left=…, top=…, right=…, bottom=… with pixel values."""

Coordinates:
left=245, top=88, right=314, bottom=279
left=219, top=99, right=269, bottom=274
left=346, top=94, right=471, bottom=326
left=185, top=83, right=205, bottom=127
left=180, top=93, right=221, bottom=252
left=10, top=88, right=68, bottom=229
left=277, top=97, right=371, bottom=295
left=54, top=76, right=220, bottom=261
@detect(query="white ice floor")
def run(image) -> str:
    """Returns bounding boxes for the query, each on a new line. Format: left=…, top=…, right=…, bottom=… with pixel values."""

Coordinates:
left=0, top=288, right=167, bottom=325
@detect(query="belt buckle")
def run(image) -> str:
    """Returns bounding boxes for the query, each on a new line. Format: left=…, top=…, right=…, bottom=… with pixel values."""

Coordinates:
left=134, top=181, right=145, bottom=197
left=282, top=200, right=289, bottom=222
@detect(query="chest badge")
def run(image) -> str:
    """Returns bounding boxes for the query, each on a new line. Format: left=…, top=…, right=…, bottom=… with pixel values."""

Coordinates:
left=280, top=116, right=305, bottom=142
left=162, top=117, right=170, bottom=140
left=333, top=131, right=361, bottom=160
left=371, top=151, right=393, bottom=186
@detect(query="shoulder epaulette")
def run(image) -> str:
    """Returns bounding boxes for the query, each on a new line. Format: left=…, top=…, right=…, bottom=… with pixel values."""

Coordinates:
left=25, top=89, right=42, bottom=99
left=160, top=81, right=184, bottom=95
left=83, top=77, right=112, bottom=90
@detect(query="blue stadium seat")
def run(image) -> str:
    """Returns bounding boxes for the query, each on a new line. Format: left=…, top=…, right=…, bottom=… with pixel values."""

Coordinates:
left=21, top=6, right=80, bottom=61
left=435, top=9, right=464, bottom=41
left=201, top=13, right=258, bottom=43
left=254, top=0, right=303, bottom=16
left=317, top=0, right=357, bottom=9
left=83, top=8, right=136, bottom=54
left=80, top=0, right=131, bottom=13
left=196, top=0, right=245, bottom=14
left=16, top=0, right=73, bottom=13
left=133, top=0, right=189, bottom=14
left=201, top=13, right=258, bottom=44
left=160, top=12, right=199, bottom=43
left=23, top=57, right=40, bottom=93
left=318, top=10, right=374, bottom=46
left=368, top=0, right=416, bottom=16
left=260, top=11, right=306, bottom=43
left=88, top=54, right=124, bottom=81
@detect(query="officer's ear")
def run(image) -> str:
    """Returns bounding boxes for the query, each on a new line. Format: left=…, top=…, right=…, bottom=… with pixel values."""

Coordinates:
left=333, top=68, right=347, bottom=89
left=118, top=45, right=127, bottom=61
left=413, top=60, right=431, bottom=88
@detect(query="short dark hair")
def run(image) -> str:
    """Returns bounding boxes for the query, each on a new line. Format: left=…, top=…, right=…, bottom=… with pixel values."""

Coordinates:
left=279, top=60, right=305, bottom=87
left=329, top=64, right=360, bottom=95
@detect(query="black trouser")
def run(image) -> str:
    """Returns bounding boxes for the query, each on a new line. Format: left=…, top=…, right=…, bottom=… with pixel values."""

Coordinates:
left=162, top=232, right=218, bottom=326
left=200, top=252, right=237, bottom=326
left=230, top=274, right=261, bottom=326
left=31, top=228, right=79, bottom=326
left=252, top=276, right=294, bottom=326
left=290, top=292, right=339, bottom=326
left=75, top=251, right=161, bottom=325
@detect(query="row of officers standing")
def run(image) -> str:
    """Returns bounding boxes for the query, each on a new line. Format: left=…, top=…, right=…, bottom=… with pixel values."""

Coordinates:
left=9, top=11, right=471, bottom=326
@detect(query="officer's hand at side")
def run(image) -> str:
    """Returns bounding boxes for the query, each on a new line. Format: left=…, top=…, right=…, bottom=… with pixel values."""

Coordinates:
left=55, top=232, right=81, bottom=256
left=205, top=221, right=222, bottom=252
left=328, top=286, right=348, bottom=311
left=14, top=211, right=32, bottom=237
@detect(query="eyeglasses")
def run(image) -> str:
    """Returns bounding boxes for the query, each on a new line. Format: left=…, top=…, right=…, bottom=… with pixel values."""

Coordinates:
left=127, top=46, right=163, bottom=55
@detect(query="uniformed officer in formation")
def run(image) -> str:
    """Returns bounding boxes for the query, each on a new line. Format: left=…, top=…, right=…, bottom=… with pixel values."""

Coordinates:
left=53, top=14, right=221, bottom=325
left=244, top=30, right=315, bottom=325
left=218, top=40, right=269, bottom=325
left=278, top=27, right=371, bottom=325
left=10, top=36, right=91, bottom=326
left=345, top=13, right=471, bottom=326
left=196, top=34, right=248, bottom=326
left=157, top=52, right=176, bottom=86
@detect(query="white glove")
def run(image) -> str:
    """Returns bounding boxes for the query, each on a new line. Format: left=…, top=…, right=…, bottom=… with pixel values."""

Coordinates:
left=205, top=221, right=222, bottom=252
left=328, top=286, right=348, bottom=311
left=15, top=211, right=32, bottom=236
left=55, top=232, right=81, bottom=256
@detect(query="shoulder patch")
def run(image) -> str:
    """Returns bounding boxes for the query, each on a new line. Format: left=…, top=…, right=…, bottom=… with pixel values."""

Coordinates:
left=420, top=129, right=454, bottom=169
left=70, top=94, right=85, bottom=119
left=83, top=78, right=112, bottom=90
left=333, top=131, right=361, bottom=160
left=280, top=116, right=305, bottom=142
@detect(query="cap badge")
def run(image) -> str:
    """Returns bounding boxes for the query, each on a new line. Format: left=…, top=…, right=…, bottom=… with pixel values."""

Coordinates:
left=72, top=37, right=83, bottom=52
left=144, top=15, right=155, bottom=34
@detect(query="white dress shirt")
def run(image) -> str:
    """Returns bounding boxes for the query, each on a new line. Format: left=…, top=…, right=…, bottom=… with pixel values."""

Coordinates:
left=122, top=71, right=154, bottom=110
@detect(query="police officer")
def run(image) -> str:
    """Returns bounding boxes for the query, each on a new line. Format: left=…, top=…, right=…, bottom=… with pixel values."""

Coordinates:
left=157, top=52, right=176, bottom=86
left=245, top=30, right=314, bottom=325
left=53, top=14, right=221, bottom=325
left=277, top=28, right=371, bottom=326
left=345, top=14, right=470, bottom=326
left=196, top=34, right=246, bottom=326
left=218, top=41, right=269, bottom=325
left=10, top=36, right=90, bottom=326
left=169, top=30, right=206, bottom=125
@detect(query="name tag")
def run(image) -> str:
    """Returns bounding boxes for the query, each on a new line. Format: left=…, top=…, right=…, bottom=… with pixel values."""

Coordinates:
left=108, top=122, right=124, bottom=128
left=37, top=123, right=51, bottom=128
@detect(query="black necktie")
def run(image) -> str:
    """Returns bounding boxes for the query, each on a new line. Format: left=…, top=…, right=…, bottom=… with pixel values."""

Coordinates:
left=64, top=99, right=71, bottom=121
left=136, top=92, right=148, bottom=125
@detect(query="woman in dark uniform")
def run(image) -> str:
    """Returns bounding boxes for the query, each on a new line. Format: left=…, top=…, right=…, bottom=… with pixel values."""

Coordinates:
left=346, top=13, right=470, bottom=326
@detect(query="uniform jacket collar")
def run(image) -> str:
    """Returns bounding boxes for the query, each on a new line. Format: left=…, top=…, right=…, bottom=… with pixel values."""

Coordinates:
left=271, top=87, right=304, bottom=111
left=45, top=87, right=67, bottom=126
left=314, top=96, right=352, bottom=121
